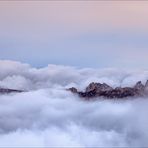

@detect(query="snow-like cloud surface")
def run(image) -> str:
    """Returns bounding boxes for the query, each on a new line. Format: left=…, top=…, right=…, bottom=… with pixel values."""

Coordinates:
left=0, top=60, right=148, bottom=147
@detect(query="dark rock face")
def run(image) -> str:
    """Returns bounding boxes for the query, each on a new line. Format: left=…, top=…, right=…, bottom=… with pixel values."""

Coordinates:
left=85, top=82, right=112, bottom=92
left=0, top=88, right=23, bottom=94
left=134, top=81, right=145, bottom=92
left=67, top=81, right=148, bottom=99
left=67, top=87, right=78, bottom=93
left=145, top=80, right=148, bottom=88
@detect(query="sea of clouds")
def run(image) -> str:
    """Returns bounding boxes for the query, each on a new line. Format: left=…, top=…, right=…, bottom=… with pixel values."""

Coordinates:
left=0, top=60, right=148, bottom=147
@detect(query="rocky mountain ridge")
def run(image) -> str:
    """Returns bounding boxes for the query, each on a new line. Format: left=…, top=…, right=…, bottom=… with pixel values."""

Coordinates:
left=1, top=80, right=148, bottom=99
left=67, top=80, right=148, bottom=99
left=0, top=88, right=23, bottom=94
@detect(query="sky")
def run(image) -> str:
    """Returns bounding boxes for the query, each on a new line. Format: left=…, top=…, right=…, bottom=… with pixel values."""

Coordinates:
left=0, top=1, right=148, bottom=69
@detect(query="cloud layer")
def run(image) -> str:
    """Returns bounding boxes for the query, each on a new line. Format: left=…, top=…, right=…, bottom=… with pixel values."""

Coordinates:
left=0, top=60, right=148, bottom=147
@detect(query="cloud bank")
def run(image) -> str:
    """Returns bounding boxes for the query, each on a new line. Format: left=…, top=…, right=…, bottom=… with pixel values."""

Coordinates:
left=0, top=60, right=148, bottom=147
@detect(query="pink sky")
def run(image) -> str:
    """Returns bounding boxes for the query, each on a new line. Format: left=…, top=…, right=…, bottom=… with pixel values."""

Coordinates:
left=1, top=1, right=148, bottom=32
left=0, top=1, right=148, bottom=68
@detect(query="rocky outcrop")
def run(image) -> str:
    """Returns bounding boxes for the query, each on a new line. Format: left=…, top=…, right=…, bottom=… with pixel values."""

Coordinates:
left=67, top=81, right=148, bottom=99
left=85, top=82, right=112, bottom=92
left=67, top=87, right=78, bottom=93
left=0, top=88, right=23, bottom=94
left=145, top=80, right=148, bottom=88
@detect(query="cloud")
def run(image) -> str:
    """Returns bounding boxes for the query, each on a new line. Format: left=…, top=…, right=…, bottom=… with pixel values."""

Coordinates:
left=1, top=60, right=148, bottom=90
left=0, top=60, right=148, bottom=147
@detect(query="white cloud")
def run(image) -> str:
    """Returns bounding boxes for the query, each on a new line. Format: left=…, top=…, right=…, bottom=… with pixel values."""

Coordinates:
left=0, top=60, right=148, bottom=147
